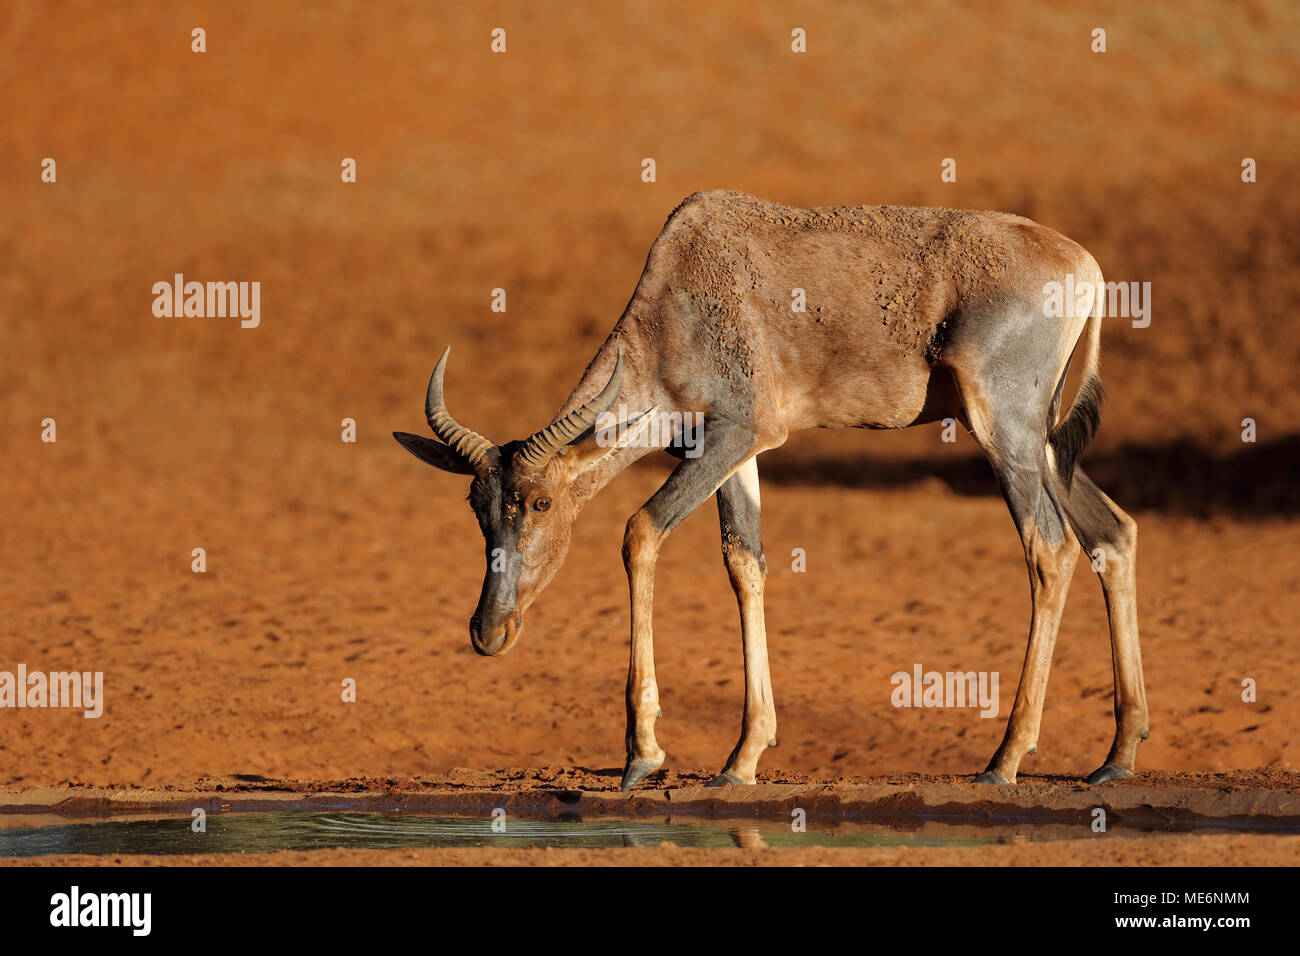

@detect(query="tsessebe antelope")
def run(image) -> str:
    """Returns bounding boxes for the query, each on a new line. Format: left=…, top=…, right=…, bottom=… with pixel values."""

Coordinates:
left=394, top=190, right=1149, bottom=789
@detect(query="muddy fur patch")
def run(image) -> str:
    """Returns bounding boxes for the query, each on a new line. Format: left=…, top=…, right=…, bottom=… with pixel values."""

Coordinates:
left=662, top=191, right=1013, bottom=367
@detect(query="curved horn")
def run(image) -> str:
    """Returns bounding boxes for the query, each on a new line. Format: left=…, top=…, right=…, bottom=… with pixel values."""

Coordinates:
left=425, top=346, right=494, bottom=469
left=517, top=349, right=623, bottom=470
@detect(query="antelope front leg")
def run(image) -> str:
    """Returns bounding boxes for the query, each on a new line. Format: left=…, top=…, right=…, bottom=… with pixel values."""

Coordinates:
left=618, top=425, right=765, bottom=791
left=620, top=507, right=667, bottom=790
left=708, top=457, right=776, bottom=786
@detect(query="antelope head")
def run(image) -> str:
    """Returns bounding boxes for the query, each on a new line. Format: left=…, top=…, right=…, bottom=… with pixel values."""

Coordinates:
left=394, top=346, right=655, bottom=657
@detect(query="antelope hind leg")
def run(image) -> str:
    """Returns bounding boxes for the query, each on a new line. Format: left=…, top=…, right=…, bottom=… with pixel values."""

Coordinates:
left=974, top=468, right=1079, bottom=784
left=1060, top=467, right=1148, bottom=784
left=706, top=457, right=777, bottom=787
left=951, top=348, right=1079, bottom=786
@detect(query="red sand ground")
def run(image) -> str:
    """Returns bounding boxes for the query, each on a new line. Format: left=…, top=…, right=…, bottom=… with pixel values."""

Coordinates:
left=2, top=1, right=1298, bottom=865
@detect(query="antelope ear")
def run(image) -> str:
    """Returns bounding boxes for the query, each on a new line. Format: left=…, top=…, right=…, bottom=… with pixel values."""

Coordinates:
left=559, top=406, right=661, bottom=473
left=393, top=432, right=477, bottom=475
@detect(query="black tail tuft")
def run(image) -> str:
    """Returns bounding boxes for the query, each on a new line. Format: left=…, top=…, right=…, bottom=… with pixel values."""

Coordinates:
left=1050, top=374, right=1104, bottom=488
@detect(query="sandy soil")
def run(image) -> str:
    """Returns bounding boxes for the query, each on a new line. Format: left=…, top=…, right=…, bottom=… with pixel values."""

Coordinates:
left=1, top=1, right=1298, bottom=865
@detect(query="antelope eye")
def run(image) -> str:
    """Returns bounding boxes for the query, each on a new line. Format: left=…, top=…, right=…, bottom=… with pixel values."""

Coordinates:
left=534, top=498, right=551, bottom=513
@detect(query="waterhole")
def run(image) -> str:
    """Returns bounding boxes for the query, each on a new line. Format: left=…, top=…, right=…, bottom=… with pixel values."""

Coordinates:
left=0, top=810, right=1250, bottom=858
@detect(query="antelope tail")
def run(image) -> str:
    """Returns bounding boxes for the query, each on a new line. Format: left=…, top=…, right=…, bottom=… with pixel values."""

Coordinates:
left=1049, top=310, right=1104, bottom=489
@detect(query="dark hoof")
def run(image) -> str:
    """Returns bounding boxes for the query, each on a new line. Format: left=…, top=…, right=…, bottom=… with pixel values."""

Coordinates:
left=620, top=756, right=663, bottom=791
left=705, top=771, right=748, bottom=788
left=1087, top=764, right=1134, bottom=785
left=1027, top=746, right=1038, bottom=755
left=1141, top=731, right=1150, bottom=740
left=973, top=771, right=1011, bottom=784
